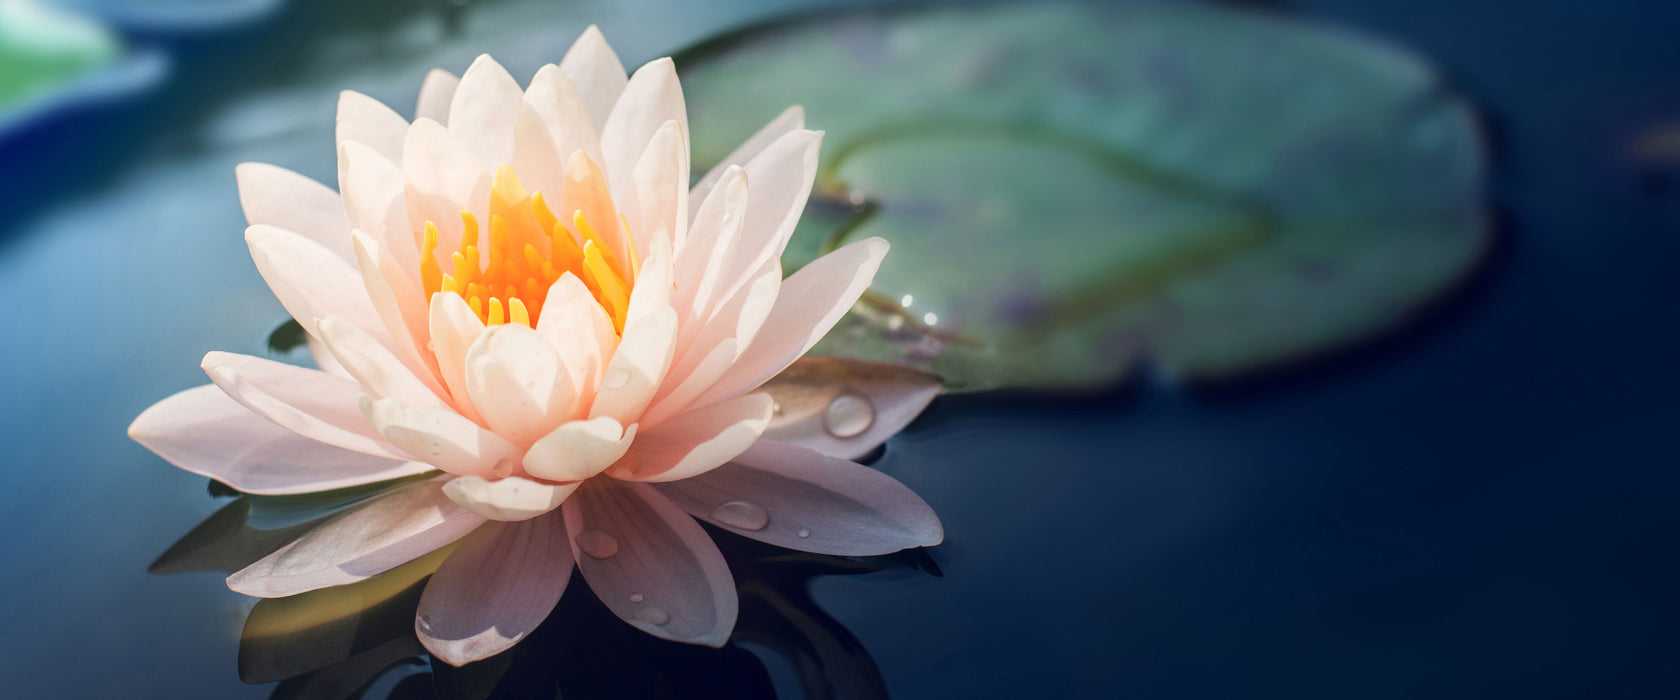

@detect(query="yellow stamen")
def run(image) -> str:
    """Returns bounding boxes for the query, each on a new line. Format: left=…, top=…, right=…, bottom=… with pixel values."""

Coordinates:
left=421, top=223, right=442, bottom=298
left=488, top=297, right=505, bottom=326
left=508, top=298, right=530, bottom=327
left=582, top=240, right=629, bottom=332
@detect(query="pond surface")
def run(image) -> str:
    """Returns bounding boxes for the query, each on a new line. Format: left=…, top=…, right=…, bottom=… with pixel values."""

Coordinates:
left=3, top=0, right=1680, bottom=697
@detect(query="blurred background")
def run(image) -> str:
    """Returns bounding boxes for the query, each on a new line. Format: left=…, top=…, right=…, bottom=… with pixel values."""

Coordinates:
left=3, top=0, right=1680, bottom=697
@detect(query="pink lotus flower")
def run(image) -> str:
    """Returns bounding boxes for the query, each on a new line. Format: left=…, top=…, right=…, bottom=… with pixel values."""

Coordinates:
left=128, top=27, right=942, bottom=666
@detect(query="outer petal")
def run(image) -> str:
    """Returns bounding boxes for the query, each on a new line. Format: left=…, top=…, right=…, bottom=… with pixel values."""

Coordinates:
left=228, top=477, right=484, bottom=597
left=443, top=476, right=580, bottom=522
left=336, top=90, right=409, bottom=164
left=201, top=351, right=406, bottom=460
left=523, top=417, right=636, bottom=483
left=559, top=25, right=627, bottom=129
left=713, top=129, right=822, bottom=304
left=403, top=118, right=491, bottom=259
left=246, top=224, right=388, bottom=344
left=429, top=291, right=487, bottom=423
left=642, top=339, right=738, bottom=428
left=464, top=324, right=577, bottom=445
left=673, top=165, right=747, bottom=331
left=757, top=357, right=943, bottom=460
left=416, top=515, right=574, bottom=666
left=416, top=68, right=461, bottom=124
left=586, top=308, right=676, bottom=424
left=694, top=238, right=887, bottom=407
left=599, top=57, right=685, bottom=207
left=348, top=232, right=446, bottom=394
left=448, top=54, right=524, bottom=170
left=316, top=314, right=443, bottom=409
left=236, top=163, right=353, bottom=264
left=614, top=392, right=772, bottom=483
left=129, top=385, right=436, bottom=495
left=628, top=119, right=688, bottom=255
left=512, top=63, right=602, bottom=201
left=562, top=480, right=736, bottom=646
left=362, top=396, right=520, bottom=478
left=338, top=141, right=417, bottom=272
left=688, top=105, right=802, bottom=214
left=652, top=439, right=942, bottom=556
left=535, top=273, right=617, bottom=395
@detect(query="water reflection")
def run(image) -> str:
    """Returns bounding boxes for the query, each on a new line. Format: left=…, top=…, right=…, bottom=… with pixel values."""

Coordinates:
left=152, top=484, right=932, bottom=699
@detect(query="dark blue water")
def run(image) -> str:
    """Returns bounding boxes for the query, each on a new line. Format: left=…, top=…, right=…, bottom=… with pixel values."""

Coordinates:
left=3, top=0, right=1680, bottom=697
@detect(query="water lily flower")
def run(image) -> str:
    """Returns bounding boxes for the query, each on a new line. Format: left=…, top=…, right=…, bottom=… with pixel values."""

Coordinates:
left=129, top=27, right=943, bottom=665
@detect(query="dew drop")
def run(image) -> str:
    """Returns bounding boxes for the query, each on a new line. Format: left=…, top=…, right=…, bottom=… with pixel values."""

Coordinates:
left=922, top=312, right=939, bottom=325
left=900, top=294, right=914, bottom=308
left=417, top=614, right=435, bottom=633
left=635, top=607, right=670, bottom=625
left=796, top=528, right=811, bottom=539
left=426, top=340, right=437, bottom=352
left=823, top=393, right=875, bottom=438
left=603, top=366, right=631, bottom=389
left=629, top=593, right=645, bottom=603
left=710, top=501, right=770, bottom=531
left=576, top=529, right=619, bottom=559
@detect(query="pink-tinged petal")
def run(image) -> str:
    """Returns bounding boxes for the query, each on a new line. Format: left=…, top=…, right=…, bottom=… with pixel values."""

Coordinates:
left=403, top=118, right=491, bottom=259
left=559, top=25, right=627, bottom=130
left=245, top=224, right=389, bottom=345
left=758, top=357, right=943, bottom=460
left=362, top=396, right=519, bottom=478
left=535, top=273, right=617, bottom=395
left=689, top=105, right=803, bottom=215
left=562, top=480, right=736, bottom=646
left=524, top=417, right=636, bottom=482
left=616, top=392, right=772, bottom=483
left=428, top=291, right=487, bottom=424
left=336, top=90, right=409, bottom=164
left=201, top=351, right=406, bottom=460
left=417, top=515, right=573, bottom=665
left=129, top=385, right=436, bottom=495
left=443, top=476, right=579, bottom=522
left=464, top=324, right=577, bottom=445
left=713, top=129, right=821, bottom=304
left=673, top=165, right=747, bottom=331
left=349, top=232, right=447, bottom=392
left=683, top=256, right=780, bottom=376
left=652, top=439, right=942, bottom=556
left=588, top=307, right=677, bottom=424
left=236, top=163, right=354, bottom=264
left=416, top=68, right=460, bottom=124
left=512, top=63, right=602, bottom=201
left=559, top=150, right=631, bottom=262
left=628, top=119, right=688, bottom=254
left=338, top=141, right=417, bottom=273
left=643, top=338, right=738, bottom=428
left=448, top=54, right=524, bottom=171
left=599, top=58, right=685, bottom=205
left=229, top=477, right=484, bottom=597
left=305, top=335, right=351, bottom=379
left=695, top=238, right=888, bottom=408
left=316, top=314, right=443, bottom=409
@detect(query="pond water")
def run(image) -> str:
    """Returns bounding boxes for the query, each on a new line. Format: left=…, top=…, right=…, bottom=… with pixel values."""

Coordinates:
left=3, top=0, right=1680, bottom=697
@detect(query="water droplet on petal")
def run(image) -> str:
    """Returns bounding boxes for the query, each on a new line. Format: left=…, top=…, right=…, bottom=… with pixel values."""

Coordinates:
left=710, top=501, right=769, bottom=531
left=418, top=614, right=435, bottom=633
left=635, top=607, right=670, bottom=625
left=629, top=593, right=644, bottom=603
left=796, top=528, right=811, bottom=539
left=426, top=340, right=437, bottom=352
left=603, top=366, right=631, bottom=389
left=823, top=393, right=875, bottom=438
left=576, top=529, right=619, bottom=559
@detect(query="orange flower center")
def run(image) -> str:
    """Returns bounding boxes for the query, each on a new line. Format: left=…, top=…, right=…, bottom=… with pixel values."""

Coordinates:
left=417, top=161, right=638, bottom=333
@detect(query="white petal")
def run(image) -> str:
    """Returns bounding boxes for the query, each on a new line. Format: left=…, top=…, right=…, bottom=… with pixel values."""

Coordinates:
left=316, top=314, right=443, bottom=409
left=689, top=105, right=803, bottom=214
left=245, top=224, right=388, bottom=345
left=523, top=417, right=636, bottom=483
left=652, top=439, right=942, bottom=555
left=236, top=163, right=354, bottom=264
left=559, top=25, right=627, bottom=129
left=337, top=140, right=417, bottom=273
left=428, top=291, right=487, bottom=423
left=228, top=477, right=484, bottom=597
left=629, top=119, right=688, bottom=254
left=713, top=129, right=821, bottom=303
left=464, top=324, right=577, bottom=445
left=443, top=475, right=579, bottom=522
left=305, top=334, right=351, bottom=379
left=362, top=396, right=520, bottom=478
left=201, top=351, right=405, bottom=460
left=694, top=238, right=887, bottom=408
left=403, top=118, right=491, bottom=259
left=587, top=307, right=677, bottom=424
left=415, top=68, right=461, bottom=123
left=448, top=54, right=525, bottom=170
left=673, top=165, right=748, bottom=330
left=336, top=90, right=409, bottom=164
left=615, top=392, right=772, bottom=483
left=642, top=338, right=738, bottom=428
left=349, top=232, right=447, bottom=395
left=599, top=57, right=685, bottom=205
left=562, top=480, right=736, bottom=646
left=535, top=273, right=617, bottom=395
left=129, top=385, right=435, bottom=495
left=417, top=515, right=573, bottom=665
left=512, top=63, right=602, bottom=201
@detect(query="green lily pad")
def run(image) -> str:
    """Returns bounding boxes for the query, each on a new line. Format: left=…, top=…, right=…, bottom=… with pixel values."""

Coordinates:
left=679, top=1, right=1489, bottom=391
left=0, top=1, right=119, bottom=109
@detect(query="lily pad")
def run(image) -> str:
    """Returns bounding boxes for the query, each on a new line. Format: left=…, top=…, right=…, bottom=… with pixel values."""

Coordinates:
left=0, top=0, right=118, bottom=109
left=679, top=1, right=1489, bottom=391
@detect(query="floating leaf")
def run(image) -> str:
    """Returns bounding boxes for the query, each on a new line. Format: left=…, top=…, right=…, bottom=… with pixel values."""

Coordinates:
left=680, top=1, right=1489, bottom=391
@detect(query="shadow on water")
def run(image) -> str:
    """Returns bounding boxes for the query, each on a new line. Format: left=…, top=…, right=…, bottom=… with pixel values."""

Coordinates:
left=151, top=485, right=930, bottom=700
